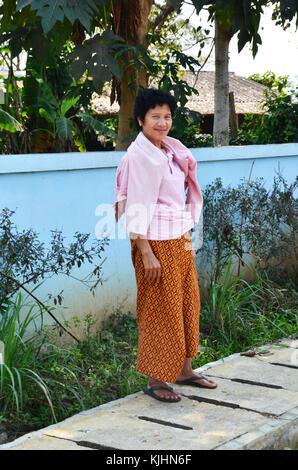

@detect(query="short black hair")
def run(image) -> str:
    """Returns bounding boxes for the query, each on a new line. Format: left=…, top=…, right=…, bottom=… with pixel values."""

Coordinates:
left=134, top=88, right=177, bottom=131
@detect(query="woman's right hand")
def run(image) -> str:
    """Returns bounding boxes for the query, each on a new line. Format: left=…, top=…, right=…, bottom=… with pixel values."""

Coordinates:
left=133, top=234, right=161, bottom=283
left=141, top=251, right=162, bottom=283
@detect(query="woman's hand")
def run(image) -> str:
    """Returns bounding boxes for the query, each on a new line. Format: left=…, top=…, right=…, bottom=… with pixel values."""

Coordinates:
left=141, top=251, right=162, bottom=283
left=133, top=235, right=162, bottom=283
left=192, top=249, right=197, bottom=261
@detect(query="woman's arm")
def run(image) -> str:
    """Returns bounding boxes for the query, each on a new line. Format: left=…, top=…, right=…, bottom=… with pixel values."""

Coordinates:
left=130, top=233, right=162, bottom=283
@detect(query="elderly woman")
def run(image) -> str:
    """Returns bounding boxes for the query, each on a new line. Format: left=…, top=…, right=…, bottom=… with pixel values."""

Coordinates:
left=114, top=88, right=216, bottom=403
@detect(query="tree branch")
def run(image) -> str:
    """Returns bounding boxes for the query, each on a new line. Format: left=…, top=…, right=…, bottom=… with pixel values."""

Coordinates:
left=151, top=0, right=184, bottom=32
left=0, top=271, right=80, bottom=344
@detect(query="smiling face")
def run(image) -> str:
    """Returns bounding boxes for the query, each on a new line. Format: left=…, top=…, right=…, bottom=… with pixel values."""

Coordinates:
left=137, top=104, right=172, bottom=148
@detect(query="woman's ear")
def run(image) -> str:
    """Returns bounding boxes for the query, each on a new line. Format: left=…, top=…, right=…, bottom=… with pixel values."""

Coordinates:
left=137, top=117, right=143, bottom=128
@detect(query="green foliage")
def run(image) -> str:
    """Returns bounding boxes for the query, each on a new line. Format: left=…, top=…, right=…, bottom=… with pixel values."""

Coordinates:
left=26, top=69, right=115, bottom=148
left=68, top=30, right=153, bottom=96
left=199, top=265, right=297, bottom=352
left=0, top=109, right=22, bottom=132
left=248, top=71, right=290, bottom=94
left=0, top=291, right=56, bottom=421
left=68, top=30, right=125, bottom=91
left=191, top=0, right=263, bottom=56
left=0, top=0, right=214, bottom=151
left=271, top=0, right=298, bottom=29
left=0, top=208, right=109, bottom=307
left=191, top=1, right=298, bottom=56
left=199, top=173, right=298, bottom=284
left=184, top=133, right=213, bottom=148
left=154, top=56, right=203, bottom=141
left=147, top=9, right=208, bottom=144
left=0, top=1, right=157, bottom=152
left=1, top=1, right=297, bottom=151
left=16, top=0, right=109, bottom=33
left=230, top=86, right=298, bottom=145
left=0, top=52, right=117, bottom=152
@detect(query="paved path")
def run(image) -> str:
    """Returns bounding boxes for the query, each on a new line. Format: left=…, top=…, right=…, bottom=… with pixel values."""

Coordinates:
left=1, top=338, right=297, bottom=450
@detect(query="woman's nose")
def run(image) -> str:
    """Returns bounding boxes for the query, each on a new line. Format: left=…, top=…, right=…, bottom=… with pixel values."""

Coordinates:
left=157, top=118, right=168, bottom=126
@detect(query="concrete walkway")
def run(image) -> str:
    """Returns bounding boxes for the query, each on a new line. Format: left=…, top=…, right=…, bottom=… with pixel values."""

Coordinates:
left=1, top=338, right=297, bottom=451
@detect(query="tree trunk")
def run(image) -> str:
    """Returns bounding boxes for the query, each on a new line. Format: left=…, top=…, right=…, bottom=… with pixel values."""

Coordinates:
left=229, top=91, right=238, bottom=138
left=213, top=14, right=232, bottom=147
left=115, top=0, right=153, bottom=150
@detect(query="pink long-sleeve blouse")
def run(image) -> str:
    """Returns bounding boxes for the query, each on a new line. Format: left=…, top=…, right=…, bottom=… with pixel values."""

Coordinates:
left=114, top=132, right=203, bottom=241
left=144, top=148, right=194, bottom=239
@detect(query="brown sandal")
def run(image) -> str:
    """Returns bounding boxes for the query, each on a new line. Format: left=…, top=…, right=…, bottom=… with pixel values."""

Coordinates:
left=175, top=375, right=217, bottom=388
left=143, top=385, right=182, bottom=402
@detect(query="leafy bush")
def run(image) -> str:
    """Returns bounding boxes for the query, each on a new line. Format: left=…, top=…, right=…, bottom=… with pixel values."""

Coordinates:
left=248, top=71, right=290, bottom=95
left=198, top=173, right=297, bottom=284
left=185, top=133, right=213, bottom=148
left=230, top=86, right=298, bottom=145
left=0, top=208, right=109, bottom=308
left=199, top=258, right=297, bottom=350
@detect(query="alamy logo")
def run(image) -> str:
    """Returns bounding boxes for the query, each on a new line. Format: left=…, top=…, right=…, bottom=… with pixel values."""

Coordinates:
left=94, top=202, right=201, bottom=244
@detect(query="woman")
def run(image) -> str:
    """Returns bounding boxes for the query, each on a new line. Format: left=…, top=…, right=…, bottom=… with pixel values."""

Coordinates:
left=114, top=88, right=217, bottom=403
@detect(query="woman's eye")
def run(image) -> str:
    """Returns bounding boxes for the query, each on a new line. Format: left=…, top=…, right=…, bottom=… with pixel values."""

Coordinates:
left=152, top=116, right=171, bottom=119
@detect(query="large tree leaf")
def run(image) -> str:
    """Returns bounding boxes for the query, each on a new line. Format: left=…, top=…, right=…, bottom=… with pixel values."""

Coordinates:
left=0, top=1, right=18, bottom=34
left=16, top=0, right=32, bottom=9
left=77, top=112, right=116, bottom=138
left=55, top=117, right=73, bottom=139
left=39, top=107, right=56, bottom=124
left=16, top=0, right=109, bottom=33
left=69, top=31, right=125, bottom=89
left=30, top=70, right=58, bottom=108
left=0, top=109, right=23, bottom=132
left=60, top=95, right=80, bottom=117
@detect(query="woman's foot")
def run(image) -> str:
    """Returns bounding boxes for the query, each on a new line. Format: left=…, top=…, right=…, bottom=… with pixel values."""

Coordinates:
left=176, top=364, right=217, bottom=388
left=176, top=373, right=217, bottom=388
left=147, top=378, right=182, bottom=400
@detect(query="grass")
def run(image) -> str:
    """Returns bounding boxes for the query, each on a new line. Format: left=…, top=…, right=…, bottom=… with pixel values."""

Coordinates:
left=0, top=290, right=57, bottom=424
left=0, top=268, right=297, bottom=445
left=196, top=261, right=298, bottom=361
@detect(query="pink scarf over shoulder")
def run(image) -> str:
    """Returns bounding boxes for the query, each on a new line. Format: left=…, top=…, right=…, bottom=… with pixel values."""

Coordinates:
left=114, top=131, right=203, bottom=236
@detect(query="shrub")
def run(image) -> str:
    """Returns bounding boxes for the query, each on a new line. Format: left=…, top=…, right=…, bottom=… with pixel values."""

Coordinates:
left=230, top=86, right=298, bottom=145
left=0, top=208, right=109, bottom=308
left=198, top=172, right=297, bottom=284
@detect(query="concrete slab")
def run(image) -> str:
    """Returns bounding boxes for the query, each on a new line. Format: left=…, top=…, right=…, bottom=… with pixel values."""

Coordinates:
left=175, top=376, right=298, bottom=416
left=43, top=394, right=269, bottom=450
left=1, top=339, right=297, bottom=450
left=216, top=415, right=298, bottom=450
left=276, top=338, right=298, bottom=349
left=204, top=355, right=298, bottom=391
left=5, top=433, right=92, bottom=450
left=256, top=344, right=298, bottom=368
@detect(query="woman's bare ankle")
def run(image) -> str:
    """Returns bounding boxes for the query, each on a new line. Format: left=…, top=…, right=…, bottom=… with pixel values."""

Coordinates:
left=147, top=378, right=181, bottom=398
left=148, top=377, right=167, bottom=387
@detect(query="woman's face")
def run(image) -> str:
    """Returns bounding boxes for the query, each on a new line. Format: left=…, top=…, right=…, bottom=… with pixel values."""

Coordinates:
left=137, top=103, right=172, bottom=147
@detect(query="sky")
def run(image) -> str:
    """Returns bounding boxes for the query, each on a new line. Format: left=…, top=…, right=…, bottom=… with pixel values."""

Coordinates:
left=180, top=2, right=298, bottom=91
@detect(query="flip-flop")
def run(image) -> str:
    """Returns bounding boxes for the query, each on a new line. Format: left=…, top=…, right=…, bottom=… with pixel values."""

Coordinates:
left=143, top=385, right=182, bottom=403
left=175, top=375, right=217, bottom=389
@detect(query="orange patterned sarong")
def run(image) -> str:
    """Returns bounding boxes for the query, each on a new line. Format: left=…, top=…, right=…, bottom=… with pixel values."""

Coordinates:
left=130, top=233, right=200, bottom=383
